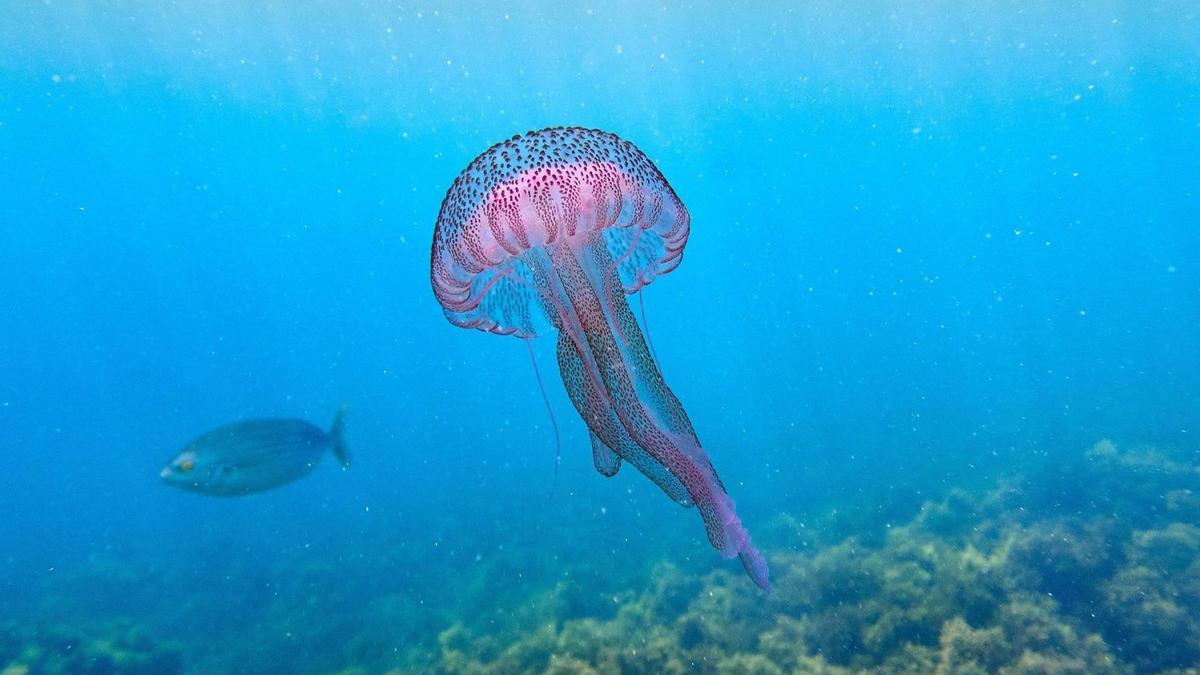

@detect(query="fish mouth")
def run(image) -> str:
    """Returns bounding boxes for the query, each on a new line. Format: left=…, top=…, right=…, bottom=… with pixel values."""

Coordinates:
left=159, top=467, right=171, bottom=480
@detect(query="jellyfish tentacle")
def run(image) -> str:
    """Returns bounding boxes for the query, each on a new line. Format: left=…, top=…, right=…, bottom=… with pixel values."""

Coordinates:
left=525, top=339, right=561, bottom=496
left=638, top=290, right=660, bottom=364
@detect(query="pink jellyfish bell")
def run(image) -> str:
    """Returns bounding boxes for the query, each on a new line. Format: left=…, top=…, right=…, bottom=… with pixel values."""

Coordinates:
left=431, top=127, right=769, bottom=591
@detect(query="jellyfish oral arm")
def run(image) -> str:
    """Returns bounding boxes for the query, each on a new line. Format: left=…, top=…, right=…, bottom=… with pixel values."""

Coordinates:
left=554, top=311, right=692, bottom=507
left=535, top=234, right=770, bottom=591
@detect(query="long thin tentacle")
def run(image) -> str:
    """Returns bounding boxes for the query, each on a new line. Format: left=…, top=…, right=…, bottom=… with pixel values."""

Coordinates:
left=526, top=339, right=561, bottom=498
left=638, top=289, right=659, bottom=364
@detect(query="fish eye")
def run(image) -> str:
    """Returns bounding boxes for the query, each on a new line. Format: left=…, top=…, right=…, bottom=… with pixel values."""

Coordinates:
left=179, top=458, right=195, bottom=472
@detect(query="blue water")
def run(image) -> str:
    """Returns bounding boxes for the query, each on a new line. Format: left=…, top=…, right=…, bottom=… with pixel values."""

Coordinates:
left=1, top=3, right=1197, bottom=673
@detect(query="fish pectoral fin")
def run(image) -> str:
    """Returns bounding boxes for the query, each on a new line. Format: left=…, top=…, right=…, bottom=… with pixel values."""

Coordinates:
left=590, top=432, right=622, bottom=477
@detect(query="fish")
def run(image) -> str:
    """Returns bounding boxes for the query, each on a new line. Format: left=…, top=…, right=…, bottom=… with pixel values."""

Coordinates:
left=160, top=407, right=349, bottom=496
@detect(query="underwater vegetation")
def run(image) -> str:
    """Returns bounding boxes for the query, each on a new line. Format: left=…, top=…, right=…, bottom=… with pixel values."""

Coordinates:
left=0, top=620, right=182, bottom=675
left=4, top=439, right=1197, bottom=674
left=430, top=440, right=1200, bottom=675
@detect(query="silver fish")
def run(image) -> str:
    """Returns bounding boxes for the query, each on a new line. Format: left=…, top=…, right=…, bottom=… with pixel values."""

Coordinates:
left=161, top=407, right=349, bottom=496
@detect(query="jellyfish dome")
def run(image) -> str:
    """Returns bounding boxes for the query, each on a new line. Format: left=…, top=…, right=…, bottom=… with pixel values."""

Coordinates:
left=431, top=127, right=769, bottom=591
left=432, top=127, right=689, bottom=336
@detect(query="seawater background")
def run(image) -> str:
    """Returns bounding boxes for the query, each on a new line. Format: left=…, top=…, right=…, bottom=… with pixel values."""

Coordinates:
left=0, top=2, right=1197, bottom=673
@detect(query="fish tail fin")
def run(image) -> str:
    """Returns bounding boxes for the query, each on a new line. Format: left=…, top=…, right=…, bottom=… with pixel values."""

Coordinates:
left=329, top=404, right=350, bottom=469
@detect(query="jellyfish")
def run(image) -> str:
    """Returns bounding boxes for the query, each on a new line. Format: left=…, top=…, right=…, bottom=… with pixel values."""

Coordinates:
left=430, top=127, right=769, bottom=591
